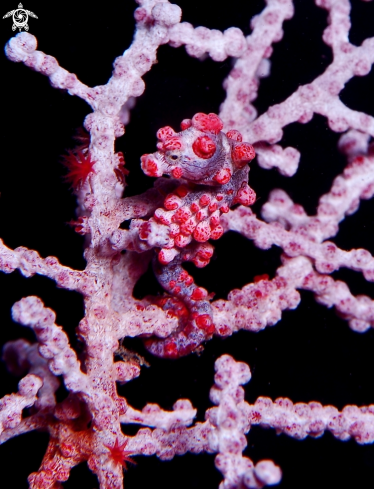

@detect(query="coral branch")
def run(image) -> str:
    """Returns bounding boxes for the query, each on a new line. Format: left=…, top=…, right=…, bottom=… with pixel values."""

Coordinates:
left=220, top=0, right=295, bottom=133
left=11, top=297, right=88, bottom=393
left=169, top=23, right=247, bottom=61
left=120, top=399, right=196, bottom=430
left=0, top=239, right=95, bottom=294
left=249, top=396, right=374, bottom=444
left=5, top=33, right=94, bottom=106
left=0, top=374, right=42, bottom=436
left=2, top=339, right=59, bottom=410
left=207, top=355, right=282, bottom=489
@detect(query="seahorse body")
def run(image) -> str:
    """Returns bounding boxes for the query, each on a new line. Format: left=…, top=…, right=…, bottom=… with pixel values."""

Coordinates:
left=138, top=113, right=256, bottom=358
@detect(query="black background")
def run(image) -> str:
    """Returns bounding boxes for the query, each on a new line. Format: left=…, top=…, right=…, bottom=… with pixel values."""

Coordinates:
left=0, top=1, right=373, bottom=488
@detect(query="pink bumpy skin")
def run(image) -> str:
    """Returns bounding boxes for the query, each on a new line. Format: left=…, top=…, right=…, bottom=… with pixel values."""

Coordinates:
left=138, top=112, right=255, bottom=358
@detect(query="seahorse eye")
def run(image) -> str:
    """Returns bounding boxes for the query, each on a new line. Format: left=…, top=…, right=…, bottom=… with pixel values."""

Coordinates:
left=170, top=154, right=179, bottom=160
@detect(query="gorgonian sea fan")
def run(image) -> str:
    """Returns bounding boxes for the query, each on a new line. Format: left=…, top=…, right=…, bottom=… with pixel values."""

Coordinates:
left=0, top=1, right=373, bottom=489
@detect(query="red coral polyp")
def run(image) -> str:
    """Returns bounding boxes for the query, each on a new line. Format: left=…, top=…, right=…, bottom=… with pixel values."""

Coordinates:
left=104, top=438, right=136, bottom=470
left=62, top=150, right=96, bottom=189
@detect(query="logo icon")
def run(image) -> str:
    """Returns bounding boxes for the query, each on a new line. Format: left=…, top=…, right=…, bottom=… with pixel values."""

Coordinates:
left=3, top=3, right=38, bottom=31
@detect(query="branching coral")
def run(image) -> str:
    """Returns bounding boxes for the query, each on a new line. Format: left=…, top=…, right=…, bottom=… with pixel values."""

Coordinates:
left=0, top=1, right=373, bottom=488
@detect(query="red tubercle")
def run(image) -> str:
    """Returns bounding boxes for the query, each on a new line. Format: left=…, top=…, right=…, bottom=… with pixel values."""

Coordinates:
left=162, top=137, right=184, bottom=151
left=210, top=225, right=224, bottom=240
left=231, top=142, right=256, bottom=168
left=190, top=202, right=200, bottom=213
left=164, top=340, right=179, bottom=358
left=158, top=297, right=189, bottom=319
left=180, top=119, right=192, bottom=130
left=155, top=297, right=168, bottom=308
left=226, top=130, right=243, bottom=142
left=191, top=287, right=208, bottom=301
left=233, top=183, right=256, bottom=206
left=62, top=149, right=96, bottom=189
left=157, top=126, right=176, bottom=141
left=185, top=275, right=193, bottom=286
left=196, top=243, right=214, bottom=260
left=172, top=207, right=192, bottom=223
left=192, top=113, right=223, bottom=134
left=178, top=271, right=187, bottom=282
left=195, top=210, right=206, bottom=221
left=219, top=204, right=230, bottom=213
left=139, top=222, right=151, bottom=240
left=192, top=135, right=216, bottom=159
left=141, top=154, right=162, bottom=177
left=174, top=234, right=192, bottom=248
left=214, top=168, right=232, bottom=185
left=199, top=194, right=211, bottom=206
left=195, top=314, right=215, bottom=333
left=164, top=238, right=175, bottom=249
left=179, top=218, right=196, bottom=235
left=158, top=248, right=179, bottom=265
left=193, top=221, right=211, bottom=242
left=192, top=256, right=210, bottom=268
left=208, top=202, right=218, bottom=213
left=171, top=167, right=183, bottom=178
left=210, top=215, right=220, bottom=227
left=154, top=208, right=172, bottom=225
left=181, top=321, right=195, bottom=338
left=164, top=193, right=181, bottom=210
left=169, top=223, right=180, bottom=238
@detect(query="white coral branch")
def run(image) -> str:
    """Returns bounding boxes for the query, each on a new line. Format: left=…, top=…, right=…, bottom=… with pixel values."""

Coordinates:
left=0, top=374, right=42, bottom=436
left=249, top=396, right=374, bottom=444
left=0, top=240, right=96, bottom=295
left=11, top=297, right=88, bottom=393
